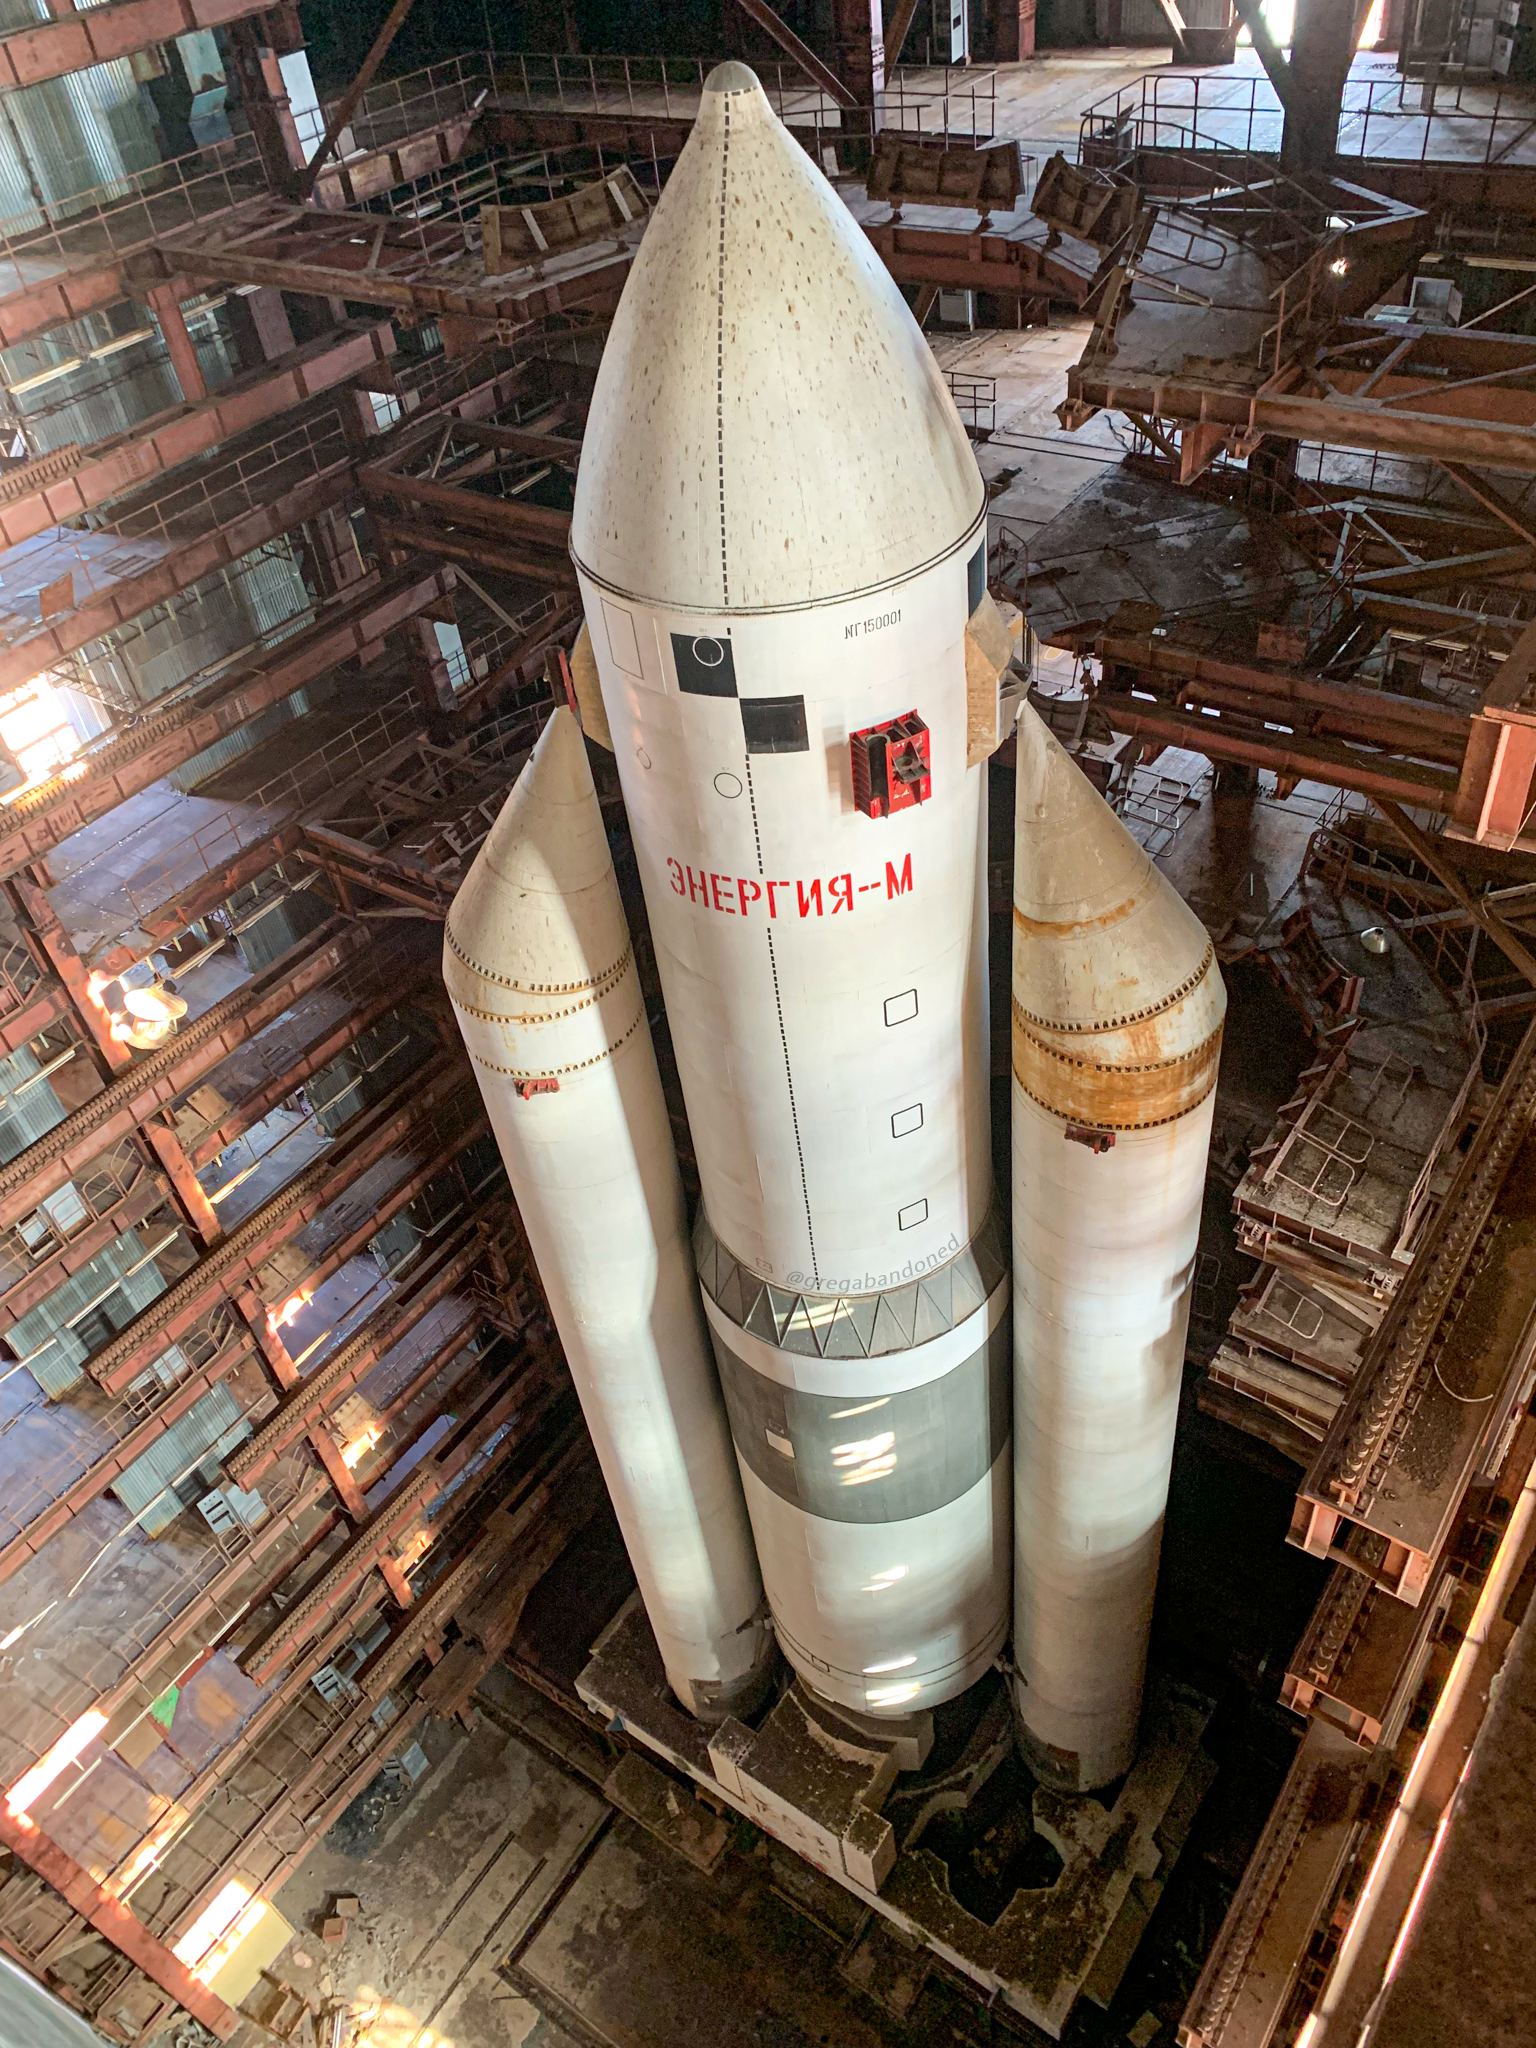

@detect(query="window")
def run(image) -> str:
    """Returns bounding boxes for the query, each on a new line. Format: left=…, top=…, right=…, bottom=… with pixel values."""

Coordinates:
left=741, top=695, right=808, bottom=754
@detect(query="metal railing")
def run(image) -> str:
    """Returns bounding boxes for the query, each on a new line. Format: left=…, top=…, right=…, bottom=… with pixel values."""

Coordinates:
left=0, top=1136, right=156, bottom=1300
left=489, top=49, right=998, bottom=148
left=945, top=371, right=996, bottom=435
left=121, top=805, right=288, bottom=923
left=0, top=133, right=268, bottom=294
left=111, top=403, right=351, bottom=547
left=1079, top=67, right=1536, bottom=172
left=306, top=51, right=496, bottom=160
left=251, top=687, right=428, bottom=816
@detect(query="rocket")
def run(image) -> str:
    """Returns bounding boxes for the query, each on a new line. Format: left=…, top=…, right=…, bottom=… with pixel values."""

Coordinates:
left=568, top=62, right=1011, bottom=1719
left=448, top=61, right=1221, bottom=1778
left=1009, top=706, right=1225, bottom=1790
left=443, top=708, right=774, bottom=1720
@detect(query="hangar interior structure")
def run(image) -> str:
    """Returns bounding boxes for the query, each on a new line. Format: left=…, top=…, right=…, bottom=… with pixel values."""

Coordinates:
left=0, top=1, right=1531, bottom=2045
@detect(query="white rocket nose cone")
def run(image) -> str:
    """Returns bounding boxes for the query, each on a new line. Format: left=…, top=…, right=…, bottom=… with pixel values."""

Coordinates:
left=570, top=48, right=983, bottom=613
left=702, top=59, right=763, bottom=93
left=445, top=707, right=627, bottom=1008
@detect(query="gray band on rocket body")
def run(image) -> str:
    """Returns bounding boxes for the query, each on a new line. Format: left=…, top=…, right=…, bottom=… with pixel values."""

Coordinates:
left=709, top=1317, right=1010, bottom=1524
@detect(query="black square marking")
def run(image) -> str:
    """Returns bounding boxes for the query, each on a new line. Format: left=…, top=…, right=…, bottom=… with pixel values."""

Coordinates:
left=967, top=542, right=987, bottom=617
left=672, top=632, right=737, bottom=697
left=741, top=695, right=808, bottom=754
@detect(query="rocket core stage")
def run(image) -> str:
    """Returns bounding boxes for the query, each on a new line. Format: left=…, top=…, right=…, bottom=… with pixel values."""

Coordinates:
left=570, top=60, right=1011, bottom=1718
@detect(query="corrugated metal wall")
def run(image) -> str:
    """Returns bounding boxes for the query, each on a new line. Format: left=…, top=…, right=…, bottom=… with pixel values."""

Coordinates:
left=12, top=1225, right=171, bottom=1399
left=109, top=1381, right=249, bottom=1535
left=0, top=1045, right=68, bottom=1166
left=74, top=541, right=315, bottom=728
left=0, top=56, right=160, bottom=232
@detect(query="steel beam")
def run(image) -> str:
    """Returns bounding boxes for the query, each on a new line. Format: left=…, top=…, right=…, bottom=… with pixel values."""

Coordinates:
left=1292, top=1017, right=1536, bottom=1598
left=370, top=515, right=577, bottom=590
left=0, top=919, right=370, bottom=1232
left=357, top=460, right=572, bottom=550
left=0, top=1338, right=252, bottom=1586
left=0, top=1810, right=236, bottom=2039
left=0, top=1169, right=169, bottom=1335
left=242, top=1352, right=558, bottom=1681
left=0, top=458, right=355, bottom=700
left=123, top=205, right=632, bottom=340
left=228, top=1223, right=483, bottom=1481
left=0, top=0, right=269, bottom=91
left=1088, top=631, right=1469, bottom=763
left=188, top=977, right=428, bottom=1171
left=1089, top=694, right=1461, bottom=808
left=83, top=1057, right=474, bottom=1394
left=0, top=560, right=452, bottom=864
left=732, top=0, right=858, bottom=108
left=0, top=976, right=71, bottom=1061
left=0, top=322, right=394, bottom=553
left=296, top=0, right=423, bottom=200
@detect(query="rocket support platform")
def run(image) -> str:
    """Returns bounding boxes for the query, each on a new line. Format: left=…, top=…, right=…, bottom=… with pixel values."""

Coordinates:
left=578, top=1597, right=1214, bottom=2040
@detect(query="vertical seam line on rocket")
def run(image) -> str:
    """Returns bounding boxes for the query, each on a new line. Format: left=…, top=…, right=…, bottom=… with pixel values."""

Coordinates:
left=716, top=95, right=730, bottom=607
left=744, top=756, right=818, bottom=1288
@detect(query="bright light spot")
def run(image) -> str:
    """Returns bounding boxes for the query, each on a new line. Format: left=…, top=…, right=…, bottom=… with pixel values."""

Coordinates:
left=0, top=1602, right=54, bottom=1650
left=833, top=1431, right=896, bottom=1485
left=122, top=984, right=184, bottom=1022
left=862, top=1654, right=917, bottom=1674
left=861, top=1565, right=907, bottom=1592
left=865, top=1681, right=921, bottom=1708
left=0, top=675, right=89, bottom=805
left=1330, top=257, right=1349, bottom=276
left=84, top=969, right=114, bottom=1014
left=831, top=1433, right=894, bottom=1468
left=341, top=1425, right=381, bottom=1470
left=190, top=1893, right=269, bottom=1985
left=270, top=1290, right=311, bottom=1332
left=830, top=1397, right=889, bottom=1420
left=5, top=1709, right=106, bottom=1820
left=173, top=1878, right=252, bottom=1967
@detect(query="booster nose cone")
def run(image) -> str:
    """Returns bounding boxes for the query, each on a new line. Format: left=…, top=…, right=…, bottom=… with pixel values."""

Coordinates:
left=444, top=707, right=624, bottom=1034
left=569, top=54, right=983, bottom=613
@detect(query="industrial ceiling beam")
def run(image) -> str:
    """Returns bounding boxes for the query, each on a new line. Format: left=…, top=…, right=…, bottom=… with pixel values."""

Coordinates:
left=1438, top=460, right=1536, bottom=552
left=0, top=921, right=370, bottom=1233
left=1231, top=0, right=1295, bottom=110
left=1373, top=798, right=1536, bottom=989
left=883, top=0, right=922, bottom=68
left=0, top=321, right=393, bottom=555
left=732, top=0, right=859, bottom=110
left=295, top=0, right=421, bottom=200
left=0, top=562, right=453, bottom=882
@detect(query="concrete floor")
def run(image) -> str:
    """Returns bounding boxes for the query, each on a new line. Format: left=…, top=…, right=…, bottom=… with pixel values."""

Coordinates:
left=271, top=1709, right=601, bottom=2048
